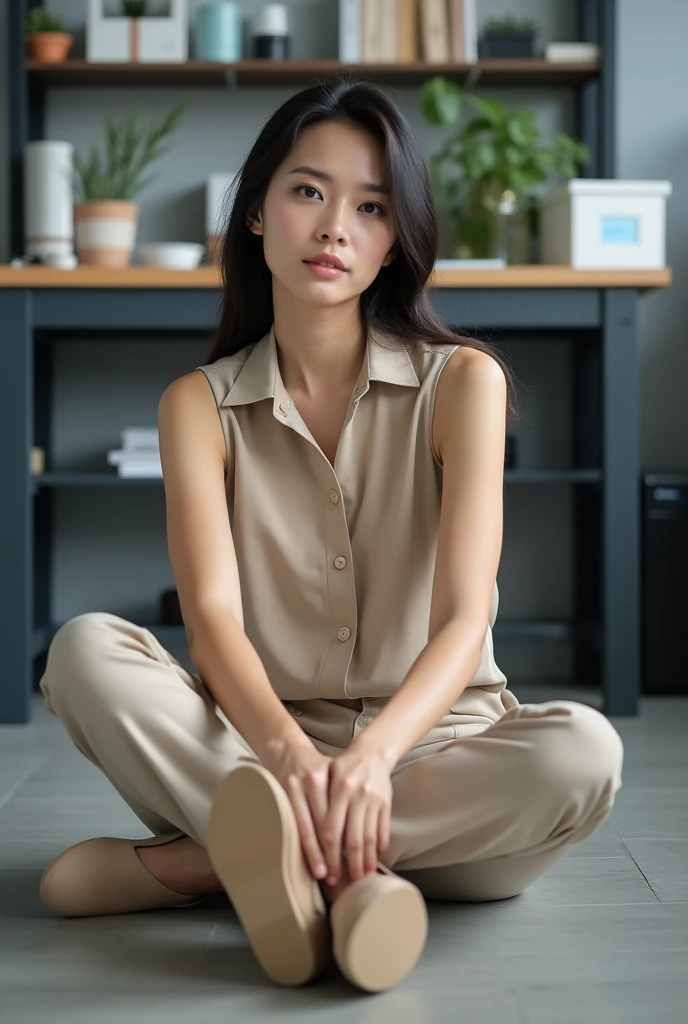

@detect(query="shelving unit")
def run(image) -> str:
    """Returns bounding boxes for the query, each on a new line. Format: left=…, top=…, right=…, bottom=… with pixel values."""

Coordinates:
left=2, top=0, right=671, bottom=724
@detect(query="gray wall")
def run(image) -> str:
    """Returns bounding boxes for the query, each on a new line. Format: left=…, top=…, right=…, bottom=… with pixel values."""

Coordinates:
left=1, top=1, right=684, bottom=683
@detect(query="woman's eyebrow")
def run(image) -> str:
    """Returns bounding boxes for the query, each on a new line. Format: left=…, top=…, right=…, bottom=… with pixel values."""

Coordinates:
left=287, top=165, right=391, bottom=196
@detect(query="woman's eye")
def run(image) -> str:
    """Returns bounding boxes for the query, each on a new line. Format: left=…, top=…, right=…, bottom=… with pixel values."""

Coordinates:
left=294, top=184, right=321, bottom=200
left=293, top=185, right=385, bottom=215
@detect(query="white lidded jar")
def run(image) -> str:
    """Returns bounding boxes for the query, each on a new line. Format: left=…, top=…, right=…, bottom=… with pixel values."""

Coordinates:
left=24, top=141, right=75, bottom=261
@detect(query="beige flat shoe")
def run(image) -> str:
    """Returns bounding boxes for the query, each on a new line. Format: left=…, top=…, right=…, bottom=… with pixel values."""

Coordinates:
left=39, top=834, right=207, bottom=918
left=330, top=864, right=428, bottom=993
left=207, top=764, right=330, bottom=987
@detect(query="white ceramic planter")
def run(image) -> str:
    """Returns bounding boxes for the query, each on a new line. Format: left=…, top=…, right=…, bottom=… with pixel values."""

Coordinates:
left=74, top=200, right=138, bottom=267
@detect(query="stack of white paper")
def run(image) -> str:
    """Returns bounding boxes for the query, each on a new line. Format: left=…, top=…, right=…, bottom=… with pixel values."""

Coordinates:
left=107, top=427, right=162, bottom=478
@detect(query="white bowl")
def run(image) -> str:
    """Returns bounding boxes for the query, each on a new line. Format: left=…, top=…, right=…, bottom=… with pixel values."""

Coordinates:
left=138, top=243, right=205, bottom=270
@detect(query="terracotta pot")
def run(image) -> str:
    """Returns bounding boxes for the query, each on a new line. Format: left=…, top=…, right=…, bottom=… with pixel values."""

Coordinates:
left=26, top=32, right=73, bottom=63
left=74, top=200, right=139, bottom=268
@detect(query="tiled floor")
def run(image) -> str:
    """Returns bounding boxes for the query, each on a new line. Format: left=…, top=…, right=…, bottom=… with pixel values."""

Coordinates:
left=1, top=683, right=687, bottom=1023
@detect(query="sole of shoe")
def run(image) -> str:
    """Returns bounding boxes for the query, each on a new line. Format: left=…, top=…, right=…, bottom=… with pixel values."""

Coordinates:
left=331, top=872, right=428, bottom=992
left=207, top=764, right=330, bottom=987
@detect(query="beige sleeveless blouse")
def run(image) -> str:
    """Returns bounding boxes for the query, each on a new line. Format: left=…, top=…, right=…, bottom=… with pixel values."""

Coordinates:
left=195, top=322, right=515, bottom=723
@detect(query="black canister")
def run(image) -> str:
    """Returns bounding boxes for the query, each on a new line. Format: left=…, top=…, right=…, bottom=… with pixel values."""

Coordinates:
left=254, top=34, right=290, bottom=59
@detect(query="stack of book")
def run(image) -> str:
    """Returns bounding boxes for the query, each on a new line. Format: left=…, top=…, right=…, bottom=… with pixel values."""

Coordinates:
left=107, top=427, right=162, bottom=479
left=339, top=0, right=478, bottom=63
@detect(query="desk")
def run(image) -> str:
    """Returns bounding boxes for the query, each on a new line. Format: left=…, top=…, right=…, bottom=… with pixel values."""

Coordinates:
left=0, top=265, right=672, bottom=723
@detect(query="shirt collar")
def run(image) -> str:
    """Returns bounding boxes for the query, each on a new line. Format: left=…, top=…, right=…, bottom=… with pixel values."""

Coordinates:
left=220, top=321, right=420, bottom=409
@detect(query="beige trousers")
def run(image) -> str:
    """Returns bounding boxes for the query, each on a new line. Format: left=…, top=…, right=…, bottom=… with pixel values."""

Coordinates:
left=39, top=612, right=624, bottom=902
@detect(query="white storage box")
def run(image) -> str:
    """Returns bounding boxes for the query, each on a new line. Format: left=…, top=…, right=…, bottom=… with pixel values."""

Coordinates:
left=87, top=0, right=188, bottom=63
left=540, top=179, right=672, bottom=269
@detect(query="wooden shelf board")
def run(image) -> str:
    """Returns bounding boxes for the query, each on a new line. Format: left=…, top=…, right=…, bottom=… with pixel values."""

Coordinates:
left=26, top=58, right=601, bottom=88
left=0, top=265, right=672, bottom=292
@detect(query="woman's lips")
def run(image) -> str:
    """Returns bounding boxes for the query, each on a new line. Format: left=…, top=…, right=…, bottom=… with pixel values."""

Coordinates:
left=303, top=260, right=345, bottom=279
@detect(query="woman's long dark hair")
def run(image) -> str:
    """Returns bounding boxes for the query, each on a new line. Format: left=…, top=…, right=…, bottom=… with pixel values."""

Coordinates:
left=207, top=74, right=520, bottom=424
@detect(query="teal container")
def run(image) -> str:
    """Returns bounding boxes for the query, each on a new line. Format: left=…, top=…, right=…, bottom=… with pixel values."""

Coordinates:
left=195, top=2, right=242, bottom=61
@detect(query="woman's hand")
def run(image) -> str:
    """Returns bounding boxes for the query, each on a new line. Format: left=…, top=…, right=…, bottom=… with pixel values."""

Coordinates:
left=321, top=747, right=393, bottom=885
left=261, top=738, right=334, bottom=882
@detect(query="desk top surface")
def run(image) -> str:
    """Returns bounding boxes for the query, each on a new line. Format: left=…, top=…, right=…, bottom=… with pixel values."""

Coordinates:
left=0, top=264, right=673, bottom=291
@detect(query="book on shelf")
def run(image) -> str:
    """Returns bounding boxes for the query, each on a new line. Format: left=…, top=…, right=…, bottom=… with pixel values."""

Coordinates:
left=115, top=461, right=163, bottom=479
left=107, top=449, right=162, bottom=478
left=545, top=42, right=600, bottom=62
left=340, top=0, right=418, bottom=63
left=339, top=0, right=479, bottom=65
left=107, top=443, right=162, bottom=478
left=419, top=0, right=477, bottom=63
left=448, top=0, right=477, bottom=63
left=420, top=0, right=449, bottom=62
left=121, top=427, right=159, bottom=451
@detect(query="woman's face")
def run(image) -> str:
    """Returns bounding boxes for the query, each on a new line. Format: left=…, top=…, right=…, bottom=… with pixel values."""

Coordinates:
left=249, top=120, right=398, bottom=305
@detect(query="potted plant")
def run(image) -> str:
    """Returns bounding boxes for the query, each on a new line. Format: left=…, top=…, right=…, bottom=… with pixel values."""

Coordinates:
left=72, top=101, right=188, bottom=267
left=420, top=76, right=590, bottom=262
left=26, top=7, right=74, bottom=63
left=479, top=16, right=539, bottom=59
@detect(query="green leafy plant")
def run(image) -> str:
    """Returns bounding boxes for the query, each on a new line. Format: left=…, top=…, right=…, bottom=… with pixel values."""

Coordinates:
left=26, top=8, right=65, bottom=33
left=482, top=16, right=538, bottom=36
left=73, top=102, right=188, bottom=202
left=421, top=75, right=589, bottom=207
left=420, top=76, right=589, bottom=258
left=122, top=0, right=150, bottom=15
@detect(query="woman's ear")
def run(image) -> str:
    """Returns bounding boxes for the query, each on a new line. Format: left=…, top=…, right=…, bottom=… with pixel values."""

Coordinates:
left=382, top=241, right=398, bottom=266
left=247, top=208, right=263, bottom=235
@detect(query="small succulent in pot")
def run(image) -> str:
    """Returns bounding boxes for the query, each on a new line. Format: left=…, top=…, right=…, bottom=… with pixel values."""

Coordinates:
left=121, top=0, right=151, bottom=15
left=26, top=7, right=74, bottom=63
left=72, top=101, right=188, bottom=267
left=479, top=16, right=540, bottom=59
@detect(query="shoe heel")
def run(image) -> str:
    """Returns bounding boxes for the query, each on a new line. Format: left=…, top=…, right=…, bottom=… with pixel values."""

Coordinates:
left=331, top=873, right=428, bottom=992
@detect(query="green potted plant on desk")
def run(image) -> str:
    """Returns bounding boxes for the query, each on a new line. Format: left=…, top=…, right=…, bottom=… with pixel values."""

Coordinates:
left=420, top=76, right=590, bottom=262
left=72, top=101, right=187, bottom=267
left=26, top=7, right=74, bottom=63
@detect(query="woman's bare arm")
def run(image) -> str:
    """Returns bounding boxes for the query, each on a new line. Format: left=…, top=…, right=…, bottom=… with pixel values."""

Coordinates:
left=157, top=371, right=313, bottom=766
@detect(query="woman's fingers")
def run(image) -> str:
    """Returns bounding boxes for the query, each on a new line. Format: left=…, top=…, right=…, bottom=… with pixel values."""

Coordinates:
left=363, top=804, right=380, bottom=875
left=378, top=798, right=391, bottom=855
left=344, top=796, right=367, bottom=881
left=321, top=783, right=350, bottom=885
left=302, top=769, right=331, bottom=869
left=283, top=775, right=327, bottom=880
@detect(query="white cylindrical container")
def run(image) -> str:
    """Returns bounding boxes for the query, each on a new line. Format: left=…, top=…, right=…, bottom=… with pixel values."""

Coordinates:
left=252, top=2, right=289, bottom=58
left=24, top=141, right=75, bottom=260
left=254, top=3, right=288, bottom=35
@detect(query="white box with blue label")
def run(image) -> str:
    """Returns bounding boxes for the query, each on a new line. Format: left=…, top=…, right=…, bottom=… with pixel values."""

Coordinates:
left=540, top=179, right=672, bottom=269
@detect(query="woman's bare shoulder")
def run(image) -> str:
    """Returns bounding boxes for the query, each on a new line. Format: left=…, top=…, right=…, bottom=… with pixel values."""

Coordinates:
left=159, top=370, right=227, bottom=471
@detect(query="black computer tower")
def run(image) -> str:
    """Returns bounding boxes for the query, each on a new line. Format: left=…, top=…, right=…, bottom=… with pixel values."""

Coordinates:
left=641, top=474, right=688, bottom=695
